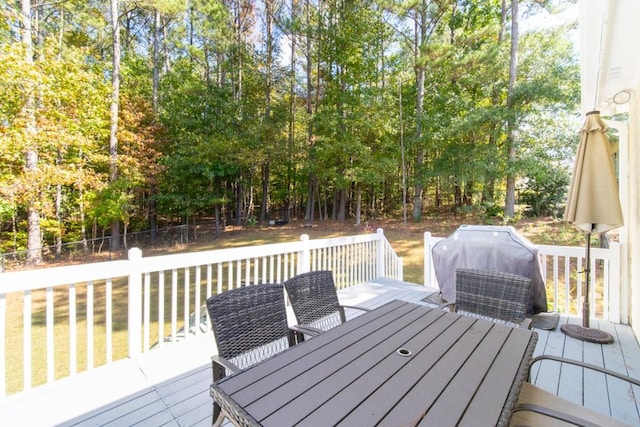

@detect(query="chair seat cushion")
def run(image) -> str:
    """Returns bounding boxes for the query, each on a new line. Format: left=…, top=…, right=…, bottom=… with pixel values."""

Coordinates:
left=510, top=382, right=632, bottom=427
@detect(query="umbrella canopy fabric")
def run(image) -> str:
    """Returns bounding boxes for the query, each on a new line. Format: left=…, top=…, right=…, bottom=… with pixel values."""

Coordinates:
left=564, top=111, right=624, bottom=233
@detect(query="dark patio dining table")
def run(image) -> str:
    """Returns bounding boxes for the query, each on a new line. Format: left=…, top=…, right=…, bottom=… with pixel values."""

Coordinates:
left=210, top=299, right=538, bottom=427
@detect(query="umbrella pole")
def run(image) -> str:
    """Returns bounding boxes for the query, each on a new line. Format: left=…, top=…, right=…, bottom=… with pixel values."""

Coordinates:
left=583, top=232, right=591, bottom=328
left=561, top=228, right=614, bottom=344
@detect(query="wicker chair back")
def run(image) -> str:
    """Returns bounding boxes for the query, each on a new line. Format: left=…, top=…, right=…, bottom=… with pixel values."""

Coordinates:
left=455, top=268, right=532, bottom=326
left=284, top=270, right=345, bottom=332
left=206, top=283, right=292, bottom=370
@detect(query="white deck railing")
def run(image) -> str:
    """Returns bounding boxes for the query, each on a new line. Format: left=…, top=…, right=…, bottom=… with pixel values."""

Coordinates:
left=1, top=228, right=623, bottom=399
left=0, top=229, right=401, bottom=398
left=423, top=232, right=621, bottom=322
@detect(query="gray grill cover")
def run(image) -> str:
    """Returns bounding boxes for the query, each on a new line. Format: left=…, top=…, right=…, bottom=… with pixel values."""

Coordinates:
left=432, top=225, right=547, bottom=314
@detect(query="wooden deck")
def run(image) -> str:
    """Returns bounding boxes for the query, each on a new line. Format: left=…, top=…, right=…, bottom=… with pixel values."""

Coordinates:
left=1, top=278, right=639, bottom=426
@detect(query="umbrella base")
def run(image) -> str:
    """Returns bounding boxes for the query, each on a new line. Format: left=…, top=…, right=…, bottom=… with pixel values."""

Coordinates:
left=561, top=324, right=614, bottom=344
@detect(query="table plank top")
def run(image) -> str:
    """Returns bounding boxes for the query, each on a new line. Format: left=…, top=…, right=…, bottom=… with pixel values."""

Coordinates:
left=211, top=300, right=537, bottom=427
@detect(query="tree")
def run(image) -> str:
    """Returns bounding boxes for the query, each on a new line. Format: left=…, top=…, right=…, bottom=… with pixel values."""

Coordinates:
left=503, top=0, right=519, bottom=218
left=0, top=0, right=582, bottom=259
left=109, top=0, right=122, bottom=250
left=21, top=0, right=42, bottom=265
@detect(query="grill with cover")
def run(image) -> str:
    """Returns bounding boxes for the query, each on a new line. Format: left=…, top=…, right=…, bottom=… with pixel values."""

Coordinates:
left=431, top=225, right=547, bottom=314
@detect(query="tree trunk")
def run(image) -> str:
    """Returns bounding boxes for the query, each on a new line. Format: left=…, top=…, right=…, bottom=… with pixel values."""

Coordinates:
left=56, top=151, right=62, bottom=259
left=504, top=0, right=519, bottom=218
left=261, top=162, right=270, bottom=222
left=235, top=180, right=243, bottom=225
left=152, top=8, right=160, bottom=115
left=150, top=8, right=161, bottom=244
left=337, top=188, right=346, bottom=222
left=286, top=0, right=298, bottom=223
left=399, top=81, right=407, bottom=225
left=261, top=1, right=273, bottom=224
left=303, top=0, right=315, bottom=226
left=464, top=180, right=474, bottom=206
left=110, top=0, right=121, bottom=251
left=21, top=0, right=42, bottom=266
left=412, top=4, right=427, bottom=222
left=305, top=176, right=315, bottom=225
left=214, top=204, right=221, bottom=237
left=355, top=186, right=362, bottom=226
left=79, top=179, right=88, bottom=254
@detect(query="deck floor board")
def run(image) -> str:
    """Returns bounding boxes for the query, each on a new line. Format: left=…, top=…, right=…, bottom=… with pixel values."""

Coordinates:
left=1, top=279, right=638, bottom=426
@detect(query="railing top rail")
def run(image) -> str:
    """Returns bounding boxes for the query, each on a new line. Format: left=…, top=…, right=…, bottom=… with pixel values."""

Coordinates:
left=537, top=243, right=618, bottom=257
left=425, top=232, right=618, bottom=259
left=1, top=260, right=132, bottom=293
left=135, top=232, right=382, bottom=271
left=0, top=232, right=388, bottom=293
left=304, top=231, right=381, bottom=249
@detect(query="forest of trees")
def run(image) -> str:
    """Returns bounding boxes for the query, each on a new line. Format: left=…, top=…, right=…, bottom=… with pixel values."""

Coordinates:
left=1, top=0, right=579, bottom=265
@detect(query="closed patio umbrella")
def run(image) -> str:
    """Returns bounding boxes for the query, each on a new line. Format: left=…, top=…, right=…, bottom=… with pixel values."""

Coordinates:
left=562, top=111, right=624, bottom=344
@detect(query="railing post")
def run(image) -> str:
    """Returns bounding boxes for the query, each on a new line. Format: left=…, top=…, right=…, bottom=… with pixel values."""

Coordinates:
left=424, top=232, right=441, bottom=287
left=299, top=234, right=311, bottom=274
left=424, top=232, right=431, bottom=286
left=128, top=248, right=143, bottom=358
left=376, top=228, right=385, bottom=278
left=609, top=242, right=622, bottom=323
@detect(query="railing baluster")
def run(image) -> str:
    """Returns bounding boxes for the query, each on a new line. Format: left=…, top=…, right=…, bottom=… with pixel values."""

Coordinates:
left=87, top=281, right=94, bottom=370
left=252, top=257, right=258, bottom=284
left=267, top=256, right=272, bottom=282
left=24, top=290, right=32, bottom=390
left=106, top=278, right=112, bottom=363
left=195, top=266, right=201, bottom=336
left=143, top=273, right=150, bottom=350
left=183, top=267, right=189, bottom=340
left=158, top=271, right=165, bottom=348
left=69, top=284, right=76, bottom=375
left=276, top=254, right=282, bottom=282
left=46, top=287, right=54, bottom=383
left=235, top=260, right=241, bottom=288
left=171, top=269, right=178, bottom=343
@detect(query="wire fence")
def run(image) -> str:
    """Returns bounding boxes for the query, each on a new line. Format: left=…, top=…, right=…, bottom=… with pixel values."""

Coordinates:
left=0, top=224, right=200, bottom=272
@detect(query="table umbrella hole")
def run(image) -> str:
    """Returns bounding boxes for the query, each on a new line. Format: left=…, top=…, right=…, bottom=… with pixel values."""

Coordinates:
left=396, top=348, right=412, bottom=357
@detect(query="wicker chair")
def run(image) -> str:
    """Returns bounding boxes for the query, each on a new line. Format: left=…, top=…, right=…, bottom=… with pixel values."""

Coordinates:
left=510, top=355, right=640, bottom=426
left=447, top=268, right=533, bottom=329
left=284, top=270, right=371, bottom=341
left=206, top=283, right=296, bottom=427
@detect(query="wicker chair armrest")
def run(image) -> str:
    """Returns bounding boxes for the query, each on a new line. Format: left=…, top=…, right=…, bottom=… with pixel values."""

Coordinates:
left=529, top=355, right=640, bottom=386
left=520, top=318, right=532, bottom=329
left=211, top=354, right=241, bottom=381
left=512, top=403, right=602, bottom=427
left=340, top=304, right=372, bottom=312
left=290, top=324, right=323, bottom=336
left=290, top=324, right=323, bottom=344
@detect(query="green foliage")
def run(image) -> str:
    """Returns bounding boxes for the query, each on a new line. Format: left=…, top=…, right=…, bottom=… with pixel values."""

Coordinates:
left=519, top=164, right=570, bottom=218
left=0, top=199, right=15, bottom=223
left=88, top=179, right=136, bottom=227
left=0, top=0, right=582, bottom=248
